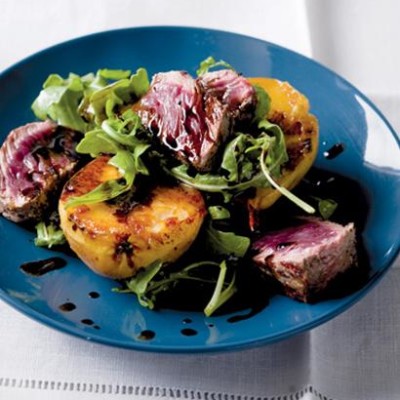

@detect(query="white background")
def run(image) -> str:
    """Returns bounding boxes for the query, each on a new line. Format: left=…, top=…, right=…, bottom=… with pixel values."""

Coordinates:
left=1, top=0, right=399, bottom=98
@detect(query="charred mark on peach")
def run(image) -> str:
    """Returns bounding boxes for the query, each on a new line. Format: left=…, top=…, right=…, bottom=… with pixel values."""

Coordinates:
left=285, top=139, right=312, bottom=170
left=114, top=234, right=135, bottom=269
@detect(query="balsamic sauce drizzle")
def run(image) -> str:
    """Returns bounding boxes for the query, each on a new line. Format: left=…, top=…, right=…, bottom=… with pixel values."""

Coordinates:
left=323, top=143, right=345, bottom=159
left=20, top=257, right=66, bottom=276
left=58, top=302, right=76, bottom=312
left=181, top=328, right=198, bottom=336
left=138, top=330, right=155, bottom=340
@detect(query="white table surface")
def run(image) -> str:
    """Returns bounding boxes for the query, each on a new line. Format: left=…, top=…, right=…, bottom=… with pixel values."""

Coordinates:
left=0, top=1, right=399, bottom=399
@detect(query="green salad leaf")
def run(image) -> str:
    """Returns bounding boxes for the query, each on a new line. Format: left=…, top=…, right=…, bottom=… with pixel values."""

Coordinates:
left=205, top=205, right=251, bottom=259
left=196, top=56, right=234, bottom=76
left=121, top=260, right=165, bottom=309
left=311, top=196, right=338, bottom=219
left=318, top=198, right=337, bottom=219
left=89, top=68, right=149, bottom=124
left=65, top=110, right=151, bottom=207
left=32, top=68, right=150, bottom=131
left=169, top=117, right=314, bottom=214
left=169, top=119, right=287, bottom=195
left=204, top=260, right=236, bottom=317
left=32, top=68, right=151, bottom=208
left=207, top=205, right=231, bottom=220
left=253, top=84, right=271, bottom=122
left=34, top=222, right=66, bottom=248
left=205, top=224, right=250, bottom=258
left=115, top=259, right=237, bottom=316
left=32, top=73, right=87, bottom=132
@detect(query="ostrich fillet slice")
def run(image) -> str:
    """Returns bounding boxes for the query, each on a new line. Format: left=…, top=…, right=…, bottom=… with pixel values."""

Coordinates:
left=0, top=120, right=81, bottom=222
left=252, top=218, right=358, bottom=302
left=136, top=69, right=256, bottom=171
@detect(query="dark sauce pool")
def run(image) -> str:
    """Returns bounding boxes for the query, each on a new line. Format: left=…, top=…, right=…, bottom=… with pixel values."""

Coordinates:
left=148, top=167, right=371, bottom=319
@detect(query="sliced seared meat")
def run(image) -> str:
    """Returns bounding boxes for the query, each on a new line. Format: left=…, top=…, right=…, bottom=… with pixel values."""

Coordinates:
left=252, top=218, right=357, bottom=302
left=137, top=71, right=229, bottom=171
left=199, top=69, right=257, bottom=123
left=137, top=69, right=256, bottom=171
left=0, top=120, right=81, bottom=222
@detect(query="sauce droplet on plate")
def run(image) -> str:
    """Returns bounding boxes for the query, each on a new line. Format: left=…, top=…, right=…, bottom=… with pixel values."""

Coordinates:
left=323, top=143, right=345, bottom=160
left=138, top=330, right=155, bottom=340
left=181, top=328, right=197, bottom=336
left=59, top=302, right=76, bottom=312
left=20, top=257, right=66, bottom=276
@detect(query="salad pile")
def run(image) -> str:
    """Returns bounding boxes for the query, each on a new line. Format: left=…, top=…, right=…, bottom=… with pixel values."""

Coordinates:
left=6, top=57, right=330, bottom=316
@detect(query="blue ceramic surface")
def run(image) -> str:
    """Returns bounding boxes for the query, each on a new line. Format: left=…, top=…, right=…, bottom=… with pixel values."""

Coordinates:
left=0, top=27, right=399, bottom=353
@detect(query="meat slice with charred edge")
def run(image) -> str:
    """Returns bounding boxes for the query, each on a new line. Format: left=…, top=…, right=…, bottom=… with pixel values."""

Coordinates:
left=0, top=120, right=81, bottom=222
left=136, top=70, right=256, bottom=171
left=252, top=218, right=357, bottom=301
left=198, top=69, right=257, bottom=123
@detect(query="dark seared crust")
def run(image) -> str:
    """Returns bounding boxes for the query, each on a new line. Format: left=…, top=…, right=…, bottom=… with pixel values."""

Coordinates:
left=252, top=218, right=358, bottom=302
left=137, top=69, right=256, bottom=172
left=285, top=138, right=312, bottom=171
left=268, top=110, right=316, bottom=172
left=0, top=121, right=81, bottom=222
left=268, top=111, right=315, bottom=136
left=198, top=69, right=257, bottom=124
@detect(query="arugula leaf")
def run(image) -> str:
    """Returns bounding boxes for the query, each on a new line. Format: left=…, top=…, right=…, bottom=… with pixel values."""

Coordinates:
left=318, top=198, right=337, bottom=219
left=257, top=119, right=288, bottom=177
left=32, top=68, right=150, bottom=131
left=65, top=111, right=151, bottom=207
left=32, top=73, right=87, bottom=132
left=221, top=134, right=252, bottom=182
left=74, top=129, right=120, bottom=156
left=196, top=56, right=234, bottom=76
left=204, top=260, right=237, bottom=317
left=170, top=118, right=314, bottom=214
left=34, top=222, right=66, bottom=248
left=124, top=260, right=164, bottom=308
left=169, top=122, right=287, bottom=199
left=97, top=69, right=131, bottom=80
left=205, top=222, right=250, bottom=258
left=311, top=197, right=338, bottom=219
left=253, top=85, right=271, bottom=122
left=89, top=68, right=149, bottom=124
left=259, top=147, right=315, bottom=214
left=116, top=259, right=237, bottom=316
left=65, top=179, right=131, bottom=208
left=208, top=206, right=231, bottom=220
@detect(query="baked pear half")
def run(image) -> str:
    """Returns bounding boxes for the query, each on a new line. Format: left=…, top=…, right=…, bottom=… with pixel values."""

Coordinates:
left=59, top=156, right=206, bottom=279
left=247, top=78, right=319, bottom=210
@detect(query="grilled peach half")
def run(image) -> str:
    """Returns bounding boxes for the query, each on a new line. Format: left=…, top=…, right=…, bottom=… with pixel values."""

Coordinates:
left=247, top=78, right=319, bottom=210
left=59, top=156, right=206, bottom=279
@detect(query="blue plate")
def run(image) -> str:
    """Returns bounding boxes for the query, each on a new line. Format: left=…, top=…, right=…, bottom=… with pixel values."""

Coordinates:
left=0, top=27, right=399, bottom=353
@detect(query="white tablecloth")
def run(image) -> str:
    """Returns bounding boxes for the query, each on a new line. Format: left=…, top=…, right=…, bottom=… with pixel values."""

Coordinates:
left=1, top=1, right=399, bottom=399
